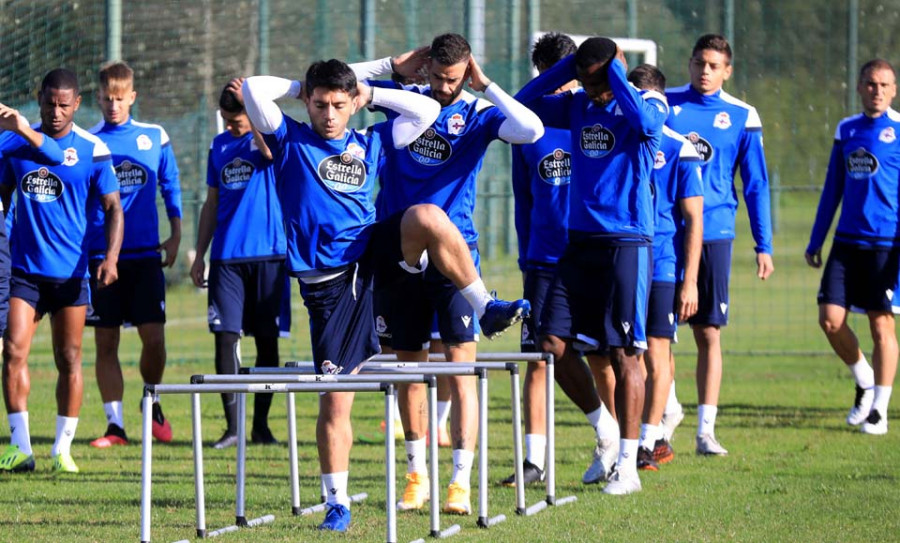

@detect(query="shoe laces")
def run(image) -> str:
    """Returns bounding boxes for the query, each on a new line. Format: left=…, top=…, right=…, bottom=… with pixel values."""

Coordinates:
left=446, top=482, right=468, bottom=503
left=403, top=473, right=427, bottom=501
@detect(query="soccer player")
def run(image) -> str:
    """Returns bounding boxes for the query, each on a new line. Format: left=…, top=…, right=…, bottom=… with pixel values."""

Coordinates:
left=665, top=34, right=774, bottom=455
left=0, top=69, right=123, bottom=473
left=806, top=58, right=900, bottom=435
left=190, top=78, right=286, bottom=449
left=625, top=65, right=704, bottom=470
left=86, top=61, right=182, bottom=448
left=350, top=33, right=542, bottom=513
left=242, top=59, right=528, bottom=530
left=516, top=37, right=667, bottom=494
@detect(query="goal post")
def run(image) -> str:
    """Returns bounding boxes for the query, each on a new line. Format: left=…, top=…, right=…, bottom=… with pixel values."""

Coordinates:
left=530, top=33, right=658, bottom=75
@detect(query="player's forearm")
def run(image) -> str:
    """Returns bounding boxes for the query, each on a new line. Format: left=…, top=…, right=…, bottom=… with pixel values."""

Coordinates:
left=242, top=76, right=302, bottom=134
left=489, top=84, right=544, bottom=144
left=194, top=198, right=217, bottom=259
left=608, top=58, right=667, bottom=136
left=167, top=216, right=182, bottom=242
left=681, top=196, right=704, bottom=285
left=514, top=55, right=576, bottom=107
left=373, top=87, right=441, bottom=148
left=807, top=148, right=844, bottom=253
left=103, top=193, right=125, bottom=262
left=350, top=58, right=393, bottom=81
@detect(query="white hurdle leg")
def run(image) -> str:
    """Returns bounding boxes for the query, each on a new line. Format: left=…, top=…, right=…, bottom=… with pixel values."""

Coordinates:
left=509, top=366, right=528, bottom=515
left=235, top=392, right=248, bottom=525
left=546, top=354, right=576, bottom=507
left=191, top=392, right=208, bottom=538
left=287, top=392, right=301, bottom=515
left=478, top=369, right=506, bottom=528
left=140, top=391, right=154, bottom=543
left=385, top=385, right=397, bottom=543
left=427, top=377, right=440, bottom=537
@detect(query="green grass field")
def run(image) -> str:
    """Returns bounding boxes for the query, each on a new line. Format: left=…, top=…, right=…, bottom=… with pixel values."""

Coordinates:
left=2, top=197, right=900, bottom=542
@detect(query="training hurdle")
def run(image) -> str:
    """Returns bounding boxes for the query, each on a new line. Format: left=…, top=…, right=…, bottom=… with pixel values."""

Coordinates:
left=139, top=382, right=399, bottom=543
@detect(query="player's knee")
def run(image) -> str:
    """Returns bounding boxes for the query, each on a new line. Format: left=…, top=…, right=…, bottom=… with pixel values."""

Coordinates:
left=54, top=344, right=82, bottom=372
left=403, top=203, right=444, bottom=236
left=819, top=316, right=842, bottom=336
left=538, top=334, right=564, bottom=358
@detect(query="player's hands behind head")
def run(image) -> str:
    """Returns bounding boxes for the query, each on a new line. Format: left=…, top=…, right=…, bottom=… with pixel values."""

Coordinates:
left=467, top=55, right=492, bottom=93
left=391, top=46, right=431, bottom=80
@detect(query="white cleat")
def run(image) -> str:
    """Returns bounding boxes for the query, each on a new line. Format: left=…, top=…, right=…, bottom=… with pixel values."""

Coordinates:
left=582, top=438, right=618, bottom=484
left=847, top=385, right=875, bottom=426
left=696, top=433, right=729, bottom=455
left=861, top=410, right=888, bottom=435
left=661, top=406, right=685, bottom=442
left=602, top=467, right=642, bottom=495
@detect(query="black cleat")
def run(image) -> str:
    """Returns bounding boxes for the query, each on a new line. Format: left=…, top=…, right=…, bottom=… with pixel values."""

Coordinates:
left=500, top=460, right=545, bottom=487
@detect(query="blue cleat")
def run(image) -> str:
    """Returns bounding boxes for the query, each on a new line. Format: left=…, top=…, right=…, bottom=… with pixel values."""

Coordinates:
left=318, top=504, right=351, bottom=532
left=480, top=298, right=531, bottom=339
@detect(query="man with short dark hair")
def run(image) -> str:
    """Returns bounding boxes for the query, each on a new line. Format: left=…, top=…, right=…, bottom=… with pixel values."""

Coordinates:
left=665, top=34, right=774, bottom=455
left=806, top=58, right=900, bottom=435
left=0, top=69, right=123, bottom=474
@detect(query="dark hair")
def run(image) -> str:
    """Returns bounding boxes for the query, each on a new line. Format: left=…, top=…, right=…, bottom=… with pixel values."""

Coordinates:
left=627, top=64, right=667, bottom=93
left=305, top=59, right=358, bottom=96
left=41, top=68, right=79, bottom=94
left=692, top=34, right=732, bottom=63
left=574, top=37, right=617, bottom=72
left=429, top=33, right=471, bottom=66
left=532, top=32, right=577, bottom=71
left=219, top=84, right=243, bottom=114
left=859, top=58, right=896, bottom=85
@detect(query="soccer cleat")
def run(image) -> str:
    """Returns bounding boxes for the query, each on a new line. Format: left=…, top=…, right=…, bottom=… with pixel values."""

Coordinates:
left=397, top=472, right=430, bottom=511
left=317, top=504, right=351, bottom=532
left=0, top=445, right=35, bottom=472
left=379, top=418, right=405, bottom=441
left=652, top=439, right=675, bottom=464
left=696, top=433, right=728, bottom=455
left=582, top=438, right=618, bottom=484
left=847, top=385, right=875, bottom=426
left=661, top=406, right=685, bottom=442
left=151, top=402, right=172, bottom=443
left=90, top=424, right=129, bottom=448
left=212, top=431, right=239, bottom=449
left=442, top=483, right=472, bottom=515
left=251, top=427, right=278, bottom=445
left=437, top=424, right=451, bottom=448
left=636, top=447, right=659, bottom=471
left=479, top=297, right=531, bottom=340
left=602, top=466, right=642, bottom=495
left=52, top=452, right=80, bottom=474
left=500, top=460, right=545, bottom=487
left=861, top=409, right=888, bottom=435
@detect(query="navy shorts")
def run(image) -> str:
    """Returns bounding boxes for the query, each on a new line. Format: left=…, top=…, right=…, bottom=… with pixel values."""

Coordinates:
left=208, top=259, right=287, bottom=337
left=10, top=271, right=90, bottom=318
left=0, top=230, right=9, bottom=337
left=818, top=241, right=900, bottom=313
left=688, top=241, right=732, bottom=327
left=540, top=237, right=651, bottom=353
left=521, top=267, right=555, bottom=352
left=87, top=258, right=165, bottom=327
left=646, top=281, right=677, bottom=340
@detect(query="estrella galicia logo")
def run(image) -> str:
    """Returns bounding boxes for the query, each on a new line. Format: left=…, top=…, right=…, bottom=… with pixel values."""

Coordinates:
left=221, top=157, right=254, bottom=190
left=686, top=132, right=714, bottom=162
left=580, top=124, right=615, bottom=158
left=408, top=128, right=452, bottom=166
left=538, top=148, right=571, bottom=186
left=317, top=152, right=367, bottom=192
left=21, top=167, right=64, bottom=203
left=115, top=160, right=149, bottom=194
left=846, top=147, right=879, bottom=180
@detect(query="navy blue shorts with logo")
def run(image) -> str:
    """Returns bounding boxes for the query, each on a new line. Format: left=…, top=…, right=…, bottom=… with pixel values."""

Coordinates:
left=688, top=241, right=732, bottom=327
left=646, top=281, right=677, bottom=340
left=0, top=228, right=9, bottom=337
left=521, top=266, right=556, bottom=352
left=10, top=270, right=90, bottom=318
left=818, top=241, right=900, bottom=313
left=87, top=257, right=166, bottom=327
left=539, top=236, right=651, bottom=353
left=208, top=258, right=287, bottom=337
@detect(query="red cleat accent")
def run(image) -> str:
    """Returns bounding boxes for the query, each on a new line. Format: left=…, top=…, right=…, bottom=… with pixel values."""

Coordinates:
left=90, top=434, right=129, bottom=448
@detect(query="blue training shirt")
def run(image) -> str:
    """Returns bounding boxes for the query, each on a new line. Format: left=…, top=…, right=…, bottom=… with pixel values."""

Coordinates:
left=511, top=126, right=571, bottom=270
left=666, top=84, right=772, bottom=254
left=368, top=80, right=505, bottom=245
left=516, top=56, right=667, bottom=242
left=1, top=124, right=119, bottom=280
left=808, top=108, right=900, bottom=251
left=206, top=130, right=286, bottom=262
left=87, top=117, right=182, bottom=260
left=652, top=126, right=704, bottom=282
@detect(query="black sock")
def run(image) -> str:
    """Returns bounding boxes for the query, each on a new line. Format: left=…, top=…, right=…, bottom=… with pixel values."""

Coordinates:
left=252, top=335, right=280, bottom=431
left=214, top=332, right=241, bottom=434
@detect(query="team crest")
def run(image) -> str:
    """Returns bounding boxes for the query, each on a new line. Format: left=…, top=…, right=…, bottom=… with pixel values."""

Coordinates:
left=713, top=112, right=732, bottom=129
left=321, top=360, right=343, bottom=375
left=376, top=315, right=387, bottom=334
left=207, top=305, right=221, bottom=326
left=879, top=127, right=896, bottom=144
left=447, top=113, right=466, bottom=135
left=136, top=134, right=153, bottom=151
left=345, top=142, right=366, bottom=159
left=653, top=150, right=667, bottom=170
left=63, top=147, right=79, bottom=166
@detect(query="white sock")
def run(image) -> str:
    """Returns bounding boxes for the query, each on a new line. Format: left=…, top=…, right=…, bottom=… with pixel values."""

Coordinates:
left=639, top=423, right=661, bottom=450
left=8, top=412, right=32, bottom=455
left=617, top=438, right=639, bottom=475
left=524, top=433, right=546, bottom=470
left=437, top=401, right=452, bottom=428
left=872, top=386, right=893, bottom=416
left=322, top=471, right=350, bottom=507
left=405, top=438, right=427, bottom=474
left=52, top=416, right=78, bottom=457
left=589, top=404, right=619, bottom=442
left=460, top=279, right=492, bottom=319
left=697, top=404, right=717, bottom=436
left=849, top=358, right=875, bottom=389
left=665, top=381, right=681, bottom=414
left=450, top=449, right=475, bottom=488
left=104, top=401, right=124, bottom=429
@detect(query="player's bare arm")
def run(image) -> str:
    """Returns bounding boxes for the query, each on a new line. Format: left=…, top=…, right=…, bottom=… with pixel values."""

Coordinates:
left=677, top=195, right=704, bottom=321
left=158, top=216, right=182, bottom=268
left=191, top=187, right=219, bottom=288
left=97, top=190, right=124, bottom=288
left=0, top=103, right=46, bottom=148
